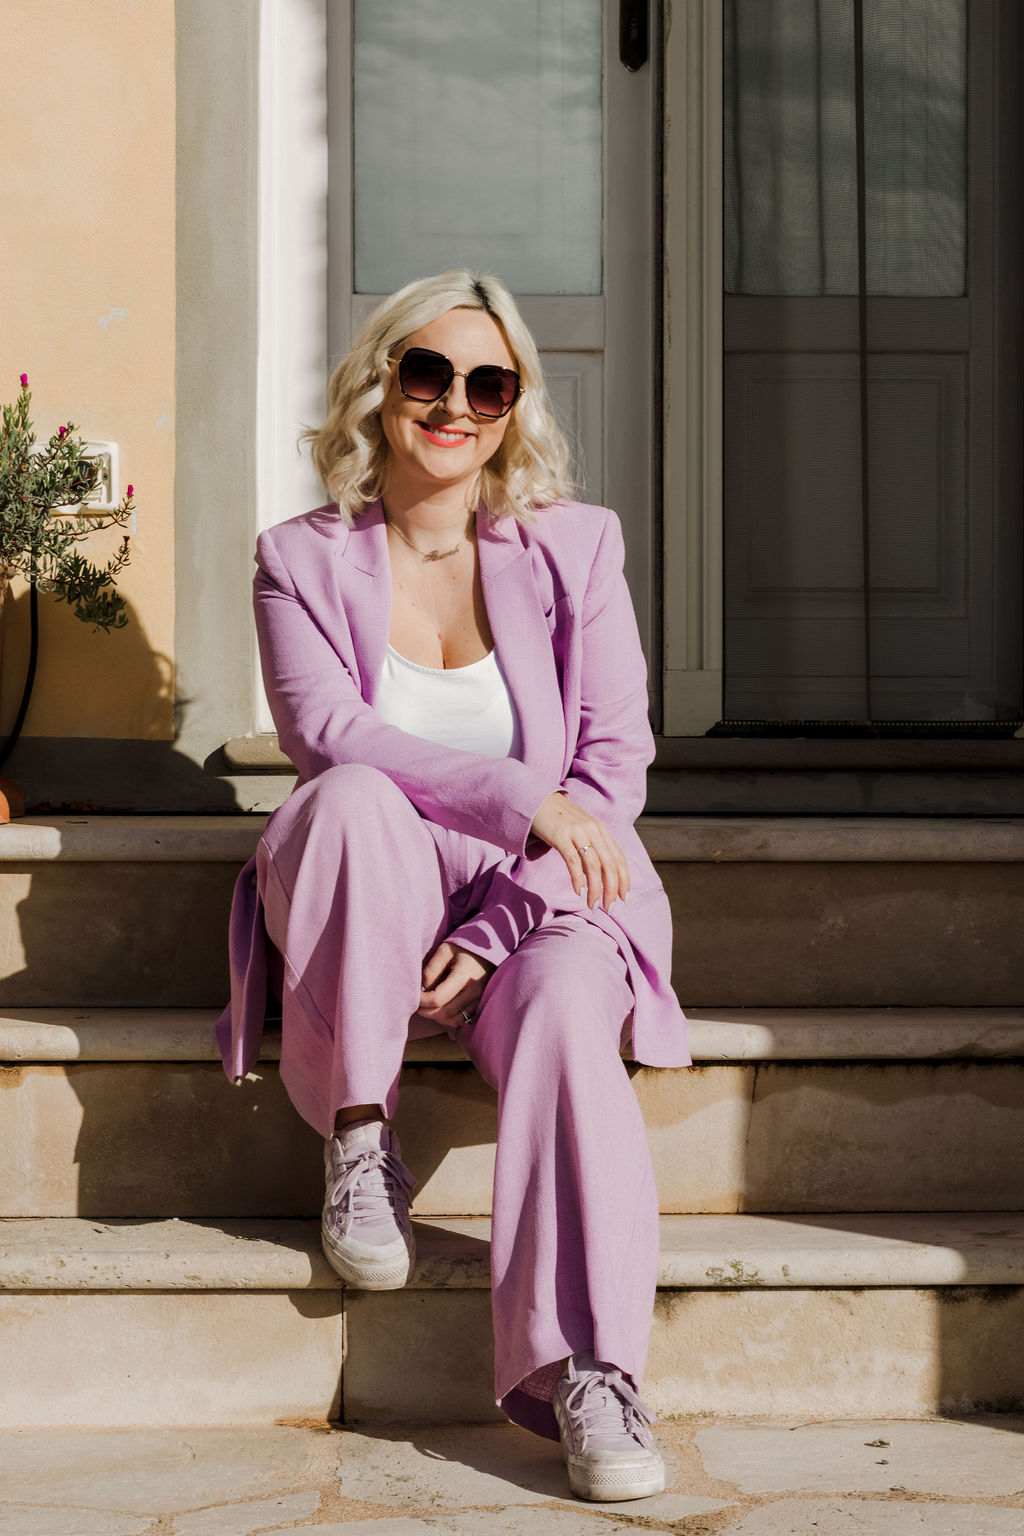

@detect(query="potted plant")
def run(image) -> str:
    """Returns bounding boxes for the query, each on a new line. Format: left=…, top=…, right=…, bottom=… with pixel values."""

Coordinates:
left=0, top=374, right=136, bottom=817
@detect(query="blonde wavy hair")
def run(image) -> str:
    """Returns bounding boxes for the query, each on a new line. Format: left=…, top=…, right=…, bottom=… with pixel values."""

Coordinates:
left=303, top=270, right=574, bottom=526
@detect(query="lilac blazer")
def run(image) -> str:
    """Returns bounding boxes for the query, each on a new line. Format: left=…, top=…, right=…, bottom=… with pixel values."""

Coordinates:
left=215, top=498, right=690, bottom=1082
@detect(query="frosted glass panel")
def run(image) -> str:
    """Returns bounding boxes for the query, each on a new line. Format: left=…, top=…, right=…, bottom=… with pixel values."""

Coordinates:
left=353, top=0, right=602, bottom=295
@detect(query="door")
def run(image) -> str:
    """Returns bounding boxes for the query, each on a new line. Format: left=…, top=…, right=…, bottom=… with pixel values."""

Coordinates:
left=721, top=0, right=1023, bottom=726
left=326, top=0, right=662, bottom=689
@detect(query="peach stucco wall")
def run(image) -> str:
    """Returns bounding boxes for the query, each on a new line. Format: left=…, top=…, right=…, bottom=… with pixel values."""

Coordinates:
left=1, top=0, right=175, bottom=739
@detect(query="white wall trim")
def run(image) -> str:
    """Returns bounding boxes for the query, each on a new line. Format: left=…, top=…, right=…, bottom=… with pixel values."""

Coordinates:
left=662, top=0, right=723, bottom=734
left=254, top=0, right=330, bottom=732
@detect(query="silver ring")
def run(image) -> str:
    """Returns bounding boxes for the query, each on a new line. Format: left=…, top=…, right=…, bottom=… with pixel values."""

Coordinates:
left=459, top=1006, right=474, bottom=1025
left=578, top=844, right=592, bottom=856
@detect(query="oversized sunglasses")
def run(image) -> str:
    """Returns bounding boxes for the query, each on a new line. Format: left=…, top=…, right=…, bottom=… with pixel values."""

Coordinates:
left=387, top=346, right=522, bottom=419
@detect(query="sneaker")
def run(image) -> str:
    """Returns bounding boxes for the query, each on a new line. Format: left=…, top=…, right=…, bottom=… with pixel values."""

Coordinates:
left=552, top=1349, right=666, bottom=1502
left=321, top=1118, right=416, bottom=1289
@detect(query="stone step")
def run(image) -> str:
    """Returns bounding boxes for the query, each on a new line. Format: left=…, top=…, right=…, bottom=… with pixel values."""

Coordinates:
left=2, top=1009, right=1021, bottom=1219
left=1, top=1212, right=1021, bottom=1426
left=2, top=815, right=1022, bottom=1006
left=5, top=1005, right=1024, bottom=1062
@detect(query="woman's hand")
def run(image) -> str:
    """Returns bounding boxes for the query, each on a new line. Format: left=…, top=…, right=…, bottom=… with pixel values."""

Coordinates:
left=418, top=941, right=495, bottom=1029
left=530, top=791, right=630, bottom=911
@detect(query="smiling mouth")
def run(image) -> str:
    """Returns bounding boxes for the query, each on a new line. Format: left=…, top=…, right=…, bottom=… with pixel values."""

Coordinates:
left=416, top=422, right=473, bottom=444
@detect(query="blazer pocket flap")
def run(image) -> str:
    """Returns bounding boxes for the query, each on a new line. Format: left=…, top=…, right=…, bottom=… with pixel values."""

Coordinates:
left=543, top=594, right=575, bottom=633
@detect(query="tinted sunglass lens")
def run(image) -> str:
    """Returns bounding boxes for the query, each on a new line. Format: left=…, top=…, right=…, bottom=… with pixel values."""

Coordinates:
left=399, top=349, right=453, bottom=402
left=396, top=349, right=519, bottom=417
left=467, top=367, right=519, bottom=418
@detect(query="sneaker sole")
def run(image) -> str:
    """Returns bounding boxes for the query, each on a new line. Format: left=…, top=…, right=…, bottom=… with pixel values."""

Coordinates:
left=320, top=1225, right=415, bottom=1290
left=566, top=1456, right=666, bottom=1502
left=554, top=1395, right=666, bottom=1502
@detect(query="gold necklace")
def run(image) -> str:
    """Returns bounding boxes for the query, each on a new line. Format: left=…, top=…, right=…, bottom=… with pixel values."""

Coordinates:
left=382, top=507, right=471, bottom=563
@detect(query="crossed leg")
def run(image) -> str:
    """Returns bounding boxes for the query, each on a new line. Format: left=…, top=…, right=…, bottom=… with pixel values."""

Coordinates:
left=257, top=762, right=494, bottom=1138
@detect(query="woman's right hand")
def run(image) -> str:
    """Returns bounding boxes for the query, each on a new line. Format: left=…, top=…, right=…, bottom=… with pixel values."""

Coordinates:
left=529, top=791, right=630, bottom=911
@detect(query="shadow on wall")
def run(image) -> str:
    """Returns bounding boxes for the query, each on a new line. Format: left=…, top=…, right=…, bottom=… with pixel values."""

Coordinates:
left=0, top=586, right=242, bottom=812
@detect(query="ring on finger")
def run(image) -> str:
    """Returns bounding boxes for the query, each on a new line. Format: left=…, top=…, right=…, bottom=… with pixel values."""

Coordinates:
left=578, top=843, right=592, bottom=856
left=459, top=1006, right=474, bottom=1025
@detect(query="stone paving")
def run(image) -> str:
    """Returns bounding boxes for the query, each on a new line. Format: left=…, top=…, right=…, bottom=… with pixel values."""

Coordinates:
left=0, top=1417, right=1022, bottom=1535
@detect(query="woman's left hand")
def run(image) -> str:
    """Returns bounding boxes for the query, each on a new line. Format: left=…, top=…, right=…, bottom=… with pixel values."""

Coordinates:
left=418, top=941, right=495, bottom=1029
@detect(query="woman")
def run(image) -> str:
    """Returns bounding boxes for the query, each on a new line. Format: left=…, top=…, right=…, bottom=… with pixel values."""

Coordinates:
left=216, top=270, right=691, bottom=1503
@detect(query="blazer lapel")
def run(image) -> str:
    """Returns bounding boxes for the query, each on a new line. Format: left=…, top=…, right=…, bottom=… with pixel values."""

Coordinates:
left=335, top=500, right=392, bottom=706
left=338, top=499, right=566, bottom=783
left=477, top=508, right=566, bottom=784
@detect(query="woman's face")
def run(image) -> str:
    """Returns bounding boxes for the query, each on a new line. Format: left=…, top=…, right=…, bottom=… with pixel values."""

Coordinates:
left=379, top=306, right=518, bottom=503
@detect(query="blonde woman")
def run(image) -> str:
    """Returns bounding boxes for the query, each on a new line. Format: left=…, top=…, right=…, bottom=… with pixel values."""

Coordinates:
left=217, top=270, right=690, bottom=1503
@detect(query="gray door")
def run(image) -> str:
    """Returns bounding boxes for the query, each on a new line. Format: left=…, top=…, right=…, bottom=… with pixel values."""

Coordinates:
left=327, top=0, right=662, bottom=674
left=721, top=0, right=1023, bottom=725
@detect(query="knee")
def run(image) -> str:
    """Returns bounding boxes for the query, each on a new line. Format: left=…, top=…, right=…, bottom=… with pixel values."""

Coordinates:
left=492, top=947, right=628, bottom=1065
left=502, top=953, right=579, bottom=1024
left=307, top=763, right=412, bottom=827
left=265, top=763, right=416, bottom=861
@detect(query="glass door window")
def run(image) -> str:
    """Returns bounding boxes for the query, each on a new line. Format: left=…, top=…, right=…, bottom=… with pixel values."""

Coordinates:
left=725, top=0, right=966, bottom=298
left=353, top=2, right=603, bottom=294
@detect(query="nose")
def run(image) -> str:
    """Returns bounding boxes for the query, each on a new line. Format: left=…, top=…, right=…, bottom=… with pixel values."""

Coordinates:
left=435, top=371, right=472, bottom=417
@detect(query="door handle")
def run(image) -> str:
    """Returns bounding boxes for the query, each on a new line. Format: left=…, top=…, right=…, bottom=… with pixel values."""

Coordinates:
left=620, top=0, right=649, bottom=72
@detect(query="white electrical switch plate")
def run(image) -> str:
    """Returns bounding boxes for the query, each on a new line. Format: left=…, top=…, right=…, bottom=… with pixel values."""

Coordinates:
left=80, top=440, right=121, bottom=512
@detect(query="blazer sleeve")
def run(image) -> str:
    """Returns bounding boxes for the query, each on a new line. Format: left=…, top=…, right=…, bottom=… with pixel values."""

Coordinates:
left=556, top=509, right=655, bottom=829
left=254, top=530, right=557, bottom=856
left=445, top=510, right=656, bottom=968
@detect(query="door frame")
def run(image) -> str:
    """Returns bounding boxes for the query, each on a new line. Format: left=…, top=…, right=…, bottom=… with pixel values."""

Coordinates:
left=253, top=0, right=331, bottom=732
left=662, top=0, right=724, bottom=734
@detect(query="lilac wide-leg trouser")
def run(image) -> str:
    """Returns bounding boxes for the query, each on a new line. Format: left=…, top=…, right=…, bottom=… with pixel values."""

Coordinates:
left=257, top=763, right=660, bottom=1441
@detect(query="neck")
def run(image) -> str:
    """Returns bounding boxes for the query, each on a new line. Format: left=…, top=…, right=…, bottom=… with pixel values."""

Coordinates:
left=379, top=474, right=479, bottom=541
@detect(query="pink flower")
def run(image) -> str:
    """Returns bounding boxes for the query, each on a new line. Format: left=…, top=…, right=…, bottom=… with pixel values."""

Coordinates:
left=126, top=485, right=134, bottom=497
left=19, top=374, right=28, bottom=388
left=58, top=426, right=67, bottom=439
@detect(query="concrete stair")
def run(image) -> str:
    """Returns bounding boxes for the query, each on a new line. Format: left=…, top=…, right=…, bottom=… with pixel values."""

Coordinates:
left=2, top=1213, right=1023, bottom=1427
left=3, top=1009, right=1024, bottom=1217
left=3, top=813, right=1024, bottom=1005
left=1, top=814, right=1022, bottom=1427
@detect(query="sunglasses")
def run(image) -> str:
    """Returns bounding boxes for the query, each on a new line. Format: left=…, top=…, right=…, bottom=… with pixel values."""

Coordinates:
left=387, top=346, right=522, bottom=420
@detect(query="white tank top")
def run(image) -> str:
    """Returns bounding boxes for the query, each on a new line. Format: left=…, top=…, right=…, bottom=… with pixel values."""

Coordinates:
left=375, top=644, right=522, bottom=760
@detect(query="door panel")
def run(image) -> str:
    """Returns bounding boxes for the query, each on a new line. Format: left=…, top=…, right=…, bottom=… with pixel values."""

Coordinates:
left=721, top=0, right=1022, bottom=725
left=542, top=352, right=605, bottom=503
left=726, top=353, right=969, bottom=719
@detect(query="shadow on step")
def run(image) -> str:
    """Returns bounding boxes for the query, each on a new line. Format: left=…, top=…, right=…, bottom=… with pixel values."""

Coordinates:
left=59, top=1046, right=498, bottom=1221
left=328, top=1421, right=570, bottom=1502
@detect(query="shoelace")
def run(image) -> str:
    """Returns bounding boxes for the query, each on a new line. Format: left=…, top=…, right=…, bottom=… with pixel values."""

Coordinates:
left=325, top=1141, right=415, bottom=1234
left=561, top=1366, right=655, bottom=1452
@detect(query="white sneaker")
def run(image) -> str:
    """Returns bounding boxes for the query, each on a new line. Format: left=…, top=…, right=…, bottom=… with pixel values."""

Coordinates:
left=553, top=1349, right=666, bottom=1502
left=321, top=1119, right=416, bottom=1289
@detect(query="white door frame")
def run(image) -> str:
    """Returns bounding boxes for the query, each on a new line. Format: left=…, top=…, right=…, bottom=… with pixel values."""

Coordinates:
left=254, top=0, right=331, bottom=732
